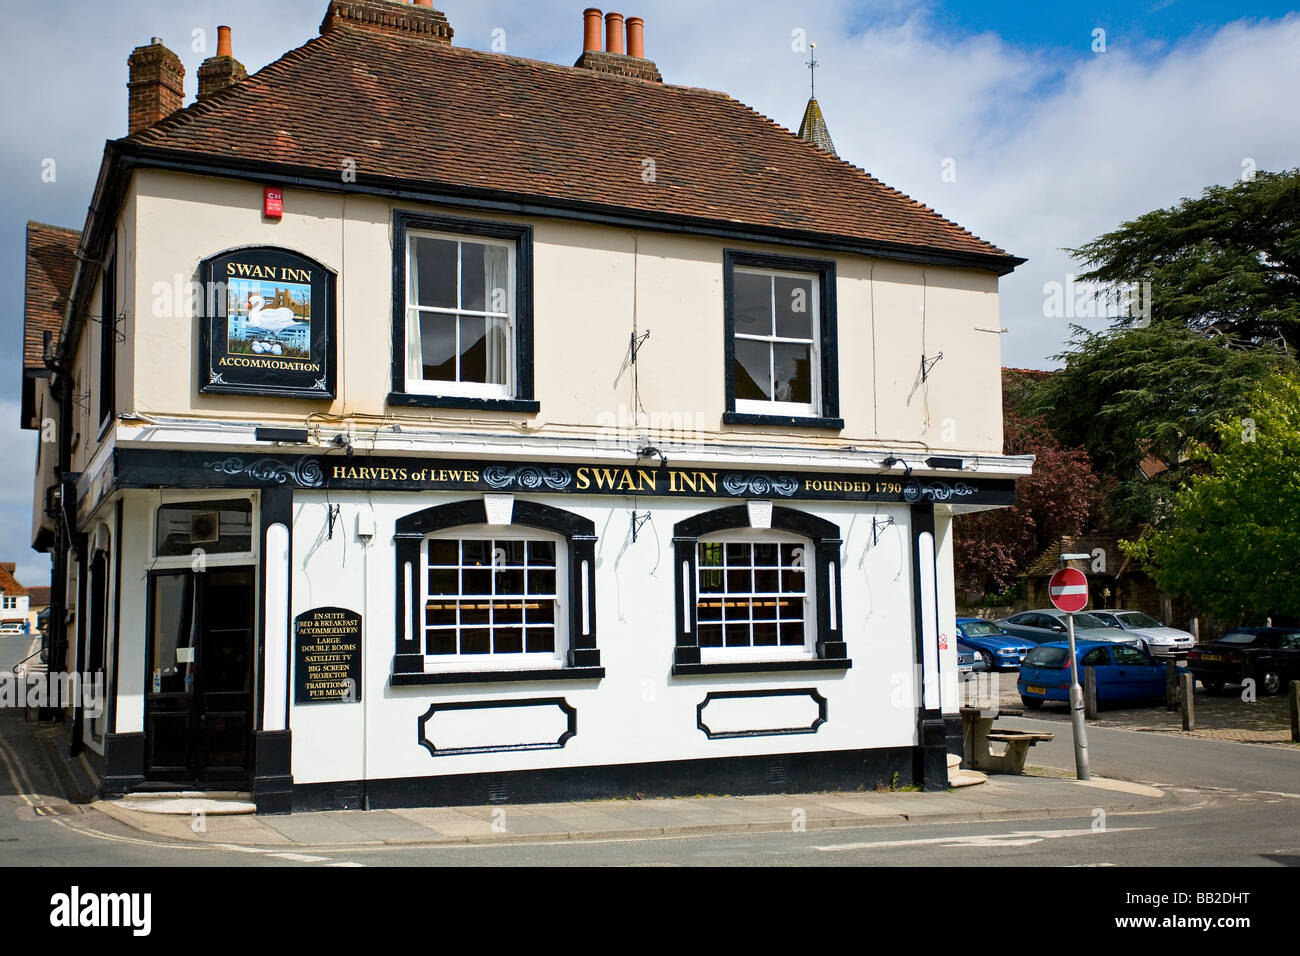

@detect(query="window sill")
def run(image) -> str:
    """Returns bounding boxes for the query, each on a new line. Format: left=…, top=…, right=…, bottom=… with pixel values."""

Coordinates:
left=388, top=392, right=540, bottom=413
left=390, top=666, right=605, bottom=687
left=672, top=658, right=852, bottom=677
left=723, top=412, right=844, bottom=431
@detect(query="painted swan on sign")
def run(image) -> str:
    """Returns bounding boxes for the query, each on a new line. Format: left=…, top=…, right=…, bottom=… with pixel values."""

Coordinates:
left=244, top=294, right=304, bottom=355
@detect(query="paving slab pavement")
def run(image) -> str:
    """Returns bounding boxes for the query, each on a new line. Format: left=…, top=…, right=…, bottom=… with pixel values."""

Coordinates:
left=88, top=771, right=1167, bottom=849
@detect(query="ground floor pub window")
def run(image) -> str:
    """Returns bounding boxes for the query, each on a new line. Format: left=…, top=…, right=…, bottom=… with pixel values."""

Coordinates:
left=672, top=504, right=848, bottom=673
left=696, top=533, right=812, bottom=660
left=392, top=498, right=601, bottom=679
left=423, top=530, right=565, bottom=668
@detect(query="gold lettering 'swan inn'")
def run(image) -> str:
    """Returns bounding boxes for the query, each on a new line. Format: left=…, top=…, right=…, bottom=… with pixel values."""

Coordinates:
left=20, top=2, right=1030, bottom=813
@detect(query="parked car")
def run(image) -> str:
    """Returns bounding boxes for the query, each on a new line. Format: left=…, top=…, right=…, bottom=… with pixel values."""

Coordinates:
left=995, top=609, right=1133, bottom=645
left=1187, top=627, right=1300, bottom=696
left=956, top=643, right=984, bottom=677
left=1018, top=640, right=1168, bottom=709
left=0, top=621, right=29, bottom=636
left=1087, top=610, right=1194, bottom=658
left=956, top=617, right=1033, bottom=670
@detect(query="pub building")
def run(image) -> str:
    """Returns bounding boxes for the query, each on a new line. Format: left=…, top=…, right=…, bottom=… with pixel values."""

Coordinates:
left=20, top=1, right=1029, bottom=813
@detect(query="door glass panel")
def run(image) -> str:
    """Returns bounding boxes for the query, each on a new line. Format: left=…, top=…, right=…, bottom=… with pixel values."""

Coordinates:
left=200, top=569, right=254, bottom=693
left=151, top=573, right=194, bottom=694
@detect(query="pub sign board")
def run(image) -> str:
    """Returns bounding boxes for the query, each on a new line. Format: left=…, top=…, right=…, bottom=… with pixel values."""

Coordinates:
left=295, top=606, right=362, bottom=704
left=199, top=247, right=337, bottom=399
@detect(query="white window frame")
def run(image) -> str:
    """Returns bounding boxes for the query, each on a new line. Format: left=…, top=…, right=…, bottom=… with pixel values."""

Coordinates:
left=420, top=525, right=568, bottom=673
left=405, top=230, right=516, bottom=400
left=732, top=266, right=821, bottom=418
left=695, top=528, right=817, bottom=665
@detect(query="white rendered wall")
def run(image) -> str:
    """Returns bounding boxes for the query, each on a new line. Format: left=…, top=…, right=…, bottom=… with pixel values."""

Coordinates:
left=287, top=493, right=925, bottom=786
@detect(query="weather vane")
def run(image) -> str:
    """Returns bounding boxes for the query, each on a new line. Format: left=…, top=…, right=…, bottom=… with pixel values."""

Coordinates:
left=807, top=41, right=819, bottom=99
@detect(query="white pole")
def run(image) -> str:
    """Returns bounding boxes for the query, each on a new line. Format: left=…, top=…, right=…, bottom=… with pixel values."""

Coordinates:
left=1066, top=613, right=1091, bottom=780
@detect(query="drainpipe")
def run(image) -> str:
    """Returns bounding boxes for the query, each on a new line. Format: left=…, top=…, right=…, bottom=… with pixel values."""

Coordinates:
left=43, top=338, right=75, bottom=723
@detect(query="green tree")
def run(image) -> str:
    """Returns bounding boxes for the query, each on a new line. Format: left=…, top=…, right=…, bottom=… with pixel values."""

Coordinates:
left=1069, top=168, right=1300, bottom=352
left=955, top=370, right=1101, bottom=596
left=1026, top=323, right=1279, bottom=527
left=1121, top=370, right=1300, bottom=623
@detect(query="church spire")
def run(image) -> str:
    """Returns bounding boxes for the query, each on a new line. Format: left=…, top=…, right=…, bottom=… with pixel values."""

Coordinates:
left=797, top=41, right=836, bottom=156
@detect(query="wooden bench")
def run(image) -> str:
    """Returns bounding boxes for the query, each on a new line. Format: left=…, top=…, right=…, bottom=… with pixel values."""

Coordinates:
left=959, top=706, right=1053, bottom=774
left=980, top=731, right=1055, bottom=774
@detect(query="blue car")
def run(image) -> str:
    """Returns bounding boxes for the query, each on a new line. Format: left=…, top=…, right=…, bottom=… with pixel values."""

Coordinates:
left=1017, top=640, right=1168, bottom=710
left=956, top=617, right=1033, bottom=671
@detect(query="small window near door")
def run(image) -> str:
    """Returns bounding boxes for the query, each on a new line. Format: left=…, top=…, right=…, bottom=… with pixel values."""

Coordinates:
left=155, top=500, right=253, bottom=557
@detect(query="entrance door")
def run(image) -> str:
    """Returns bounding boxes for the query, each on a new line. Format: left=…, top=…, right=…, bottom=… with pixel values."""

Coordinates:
left=145, top=567, right=256, bottom=784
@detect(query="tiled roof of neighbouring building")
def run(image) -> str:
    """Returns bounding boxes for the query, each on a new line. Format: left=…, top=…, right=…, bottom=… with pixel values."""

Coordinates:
left=23, top=222, right=80, bottom=371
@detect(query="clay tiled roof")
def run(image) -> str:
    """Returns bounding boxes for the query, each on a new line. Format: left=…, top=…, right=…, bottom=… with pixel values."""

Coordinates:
left=0, top=563, right=29, bottom=598
left=23, top=222, right=80, bottom=371
left=127, top=17, right=1016, bottom=268
left=25, top=586, right=50, bottom=608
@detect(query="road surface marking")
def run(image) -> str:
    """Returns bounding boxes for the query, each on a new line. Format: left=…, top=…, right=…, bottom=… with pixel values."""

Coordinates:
left=268, top=852, right=331, bottom=862
left=814, top=826, right=1151, bottom=852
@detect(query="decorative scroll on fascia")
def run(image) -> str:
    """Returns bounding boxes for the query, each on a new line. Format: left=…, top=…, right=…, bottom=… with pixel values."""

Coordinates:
left=205, top=456, right=325, bottom=488
left=722, top=474, right=799, bottom=497
left=482, top=464, right=574, bottom=492
left=903, top=479, right=976, bottom=503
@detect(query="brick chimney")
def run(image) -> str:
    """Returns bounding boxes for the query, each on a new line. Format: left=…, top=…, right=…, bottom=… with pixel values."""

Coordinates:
left=574, top=9, right=662, bottom=82
left=320, top=0, right=453, bottom=43
left=127, top=38, right=185, bottom=135
left=197, top=25, right=248, bottom=100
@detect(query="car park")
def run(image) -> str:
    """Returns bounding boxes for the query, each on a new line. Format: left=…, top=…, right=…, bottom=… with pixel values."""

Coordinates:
left=995, top=609, right=1134, bottom=645
left=956, top=617, right=1033, bottom=670
left=1088, top=610, right=1194, bottom=658
left=1187, top=626, right=1300, bottom=696
left=1018, top=640, right=1168, bottom=709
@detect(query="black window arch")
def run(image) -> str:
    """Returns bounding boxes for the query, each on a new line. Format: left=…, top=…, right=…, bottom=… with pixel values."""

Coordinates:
left=392, top=498, right=600, bottom=683
left=672, top=505, right=849, bottom=676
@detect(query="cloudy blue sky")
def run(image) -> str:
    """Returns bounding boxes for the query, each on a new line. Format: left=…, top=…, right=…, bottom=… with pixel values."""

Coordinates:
left=2, top=0, right=1298, bottom=584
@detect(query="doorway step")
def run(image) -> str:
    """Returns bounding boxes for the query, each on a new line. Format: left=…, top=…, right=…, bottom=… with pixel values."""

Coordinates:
left=109, top=791, right=256, bottom=815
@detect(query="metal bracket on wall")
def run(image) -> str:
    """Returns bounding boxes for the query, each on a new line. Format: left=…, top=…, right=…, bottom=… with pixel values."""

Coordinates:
left=86, top=311, right=127, bottom=343
left=872, top=515, right=896, bottom=546
left=920, top=352, right=944, bottom=382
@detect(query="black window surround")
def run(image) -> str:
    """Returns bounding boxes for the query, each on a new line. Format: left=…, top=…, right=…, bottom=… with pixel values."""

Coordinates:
left=672, top=505, right=849, bottom=676
left=97, top=251, right=117, bottom=435
left=722, top=249, right=842, bottom=431
left=389, top=211, right=539, bottom=413
left=392, top=498, right=601, bottom=686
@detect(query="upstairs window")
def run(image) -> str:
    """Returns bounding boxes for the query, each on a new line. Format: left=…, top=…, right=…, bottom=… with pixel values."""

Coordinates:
left=390, top=212, right=537, bottom=413
left=407, top=233, right=514, bottom=397
left=723, top=250, right=841, bottom=430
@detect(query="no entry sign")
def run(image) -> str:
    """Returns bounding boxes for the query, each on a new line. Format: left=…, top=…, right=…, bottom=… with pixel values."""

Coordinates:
left=1048, top=567, right=1089, bottom=613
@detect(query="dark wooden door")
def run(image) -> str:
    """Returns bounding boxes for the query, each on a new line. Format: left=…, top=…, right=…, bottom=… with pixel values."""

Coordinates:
left=145, top=568, right=255, bottom=783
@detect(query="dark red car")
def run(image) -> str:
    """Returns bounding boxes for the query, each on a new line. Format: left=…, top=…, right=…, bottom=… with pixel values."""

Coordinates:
left=1187, top=627, right=1300, bottom=696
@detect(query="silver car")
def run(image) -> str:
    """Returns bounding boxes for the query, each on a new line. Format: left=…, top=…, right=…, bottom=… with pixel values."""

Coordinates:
left=1088, top=610, right=1195, bottom=658
left=995, top=609, right=1136, bottom=645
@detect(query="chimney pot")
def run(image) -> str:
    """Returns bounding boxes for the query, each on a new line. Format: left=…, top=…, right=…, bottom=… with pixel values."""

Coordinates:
left=198, top=25, right=248, bottom=101
left=583, top=8, right=603, bottom=53
left=626, top=16, right=644, bottom=59
left=604, top=11, right=625, bottom=55
left=414, top=0, right=435, bottom=6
